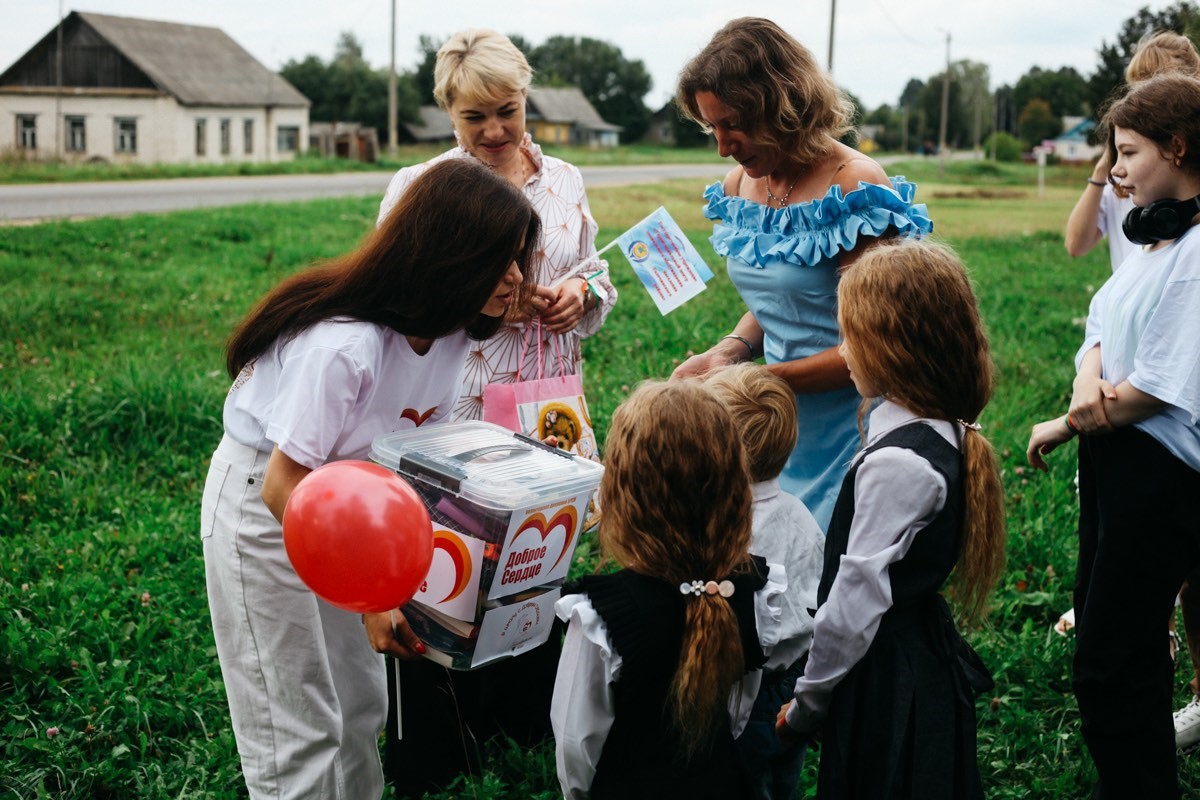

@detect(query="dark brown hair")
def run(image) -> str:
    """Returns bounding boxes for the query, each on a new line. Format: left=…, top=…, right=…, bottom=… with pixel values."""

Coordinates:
left=225, top=159, right=538, bottom=378
left=1102, top=73, right=1200, bottom=180
left=676, top=17, right=853, bottom=164
left=600, top=380, right=753, bottom=757
left=838, top=239, right=1005, bottom=621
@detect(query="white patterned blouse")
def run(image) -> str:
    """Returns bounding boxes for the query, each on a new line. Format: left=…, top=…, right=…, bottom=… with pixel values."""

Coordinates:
left=378, top=134, right=618, bottom=421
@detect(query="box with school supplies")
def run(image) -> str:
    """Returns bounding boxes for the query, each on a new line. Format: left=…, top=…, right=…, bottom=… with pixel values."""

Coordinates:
left=370, top=421, right=603, bottom=670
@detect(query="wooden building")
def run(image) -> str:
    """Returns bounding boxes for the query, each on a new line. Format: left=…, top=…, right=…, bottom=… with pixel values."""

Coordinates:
left=0, top=11, right=310, bottom=164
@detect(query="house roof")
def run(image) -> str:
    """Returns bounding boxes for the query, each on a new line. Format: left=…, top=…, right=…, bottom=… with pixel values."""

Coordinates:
left=1056, top=117, right=1096, bottom=142
left=527, top=87, right=622, bottom=132
left=403, top=106, right=456, bottom=142
left=1, top=11, right=308, bottom=107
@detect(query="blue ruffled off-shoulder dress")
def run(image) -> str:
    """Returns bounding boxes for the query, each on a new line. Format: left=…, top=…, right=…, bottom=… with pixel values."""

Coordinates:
left=704, top=177, right=933, bottom=531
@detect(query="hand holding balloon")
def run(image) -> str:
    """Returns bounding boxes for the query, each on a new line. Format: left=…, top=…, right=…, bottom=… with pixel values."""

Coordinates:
left=283, top=460, right=434, bottom=614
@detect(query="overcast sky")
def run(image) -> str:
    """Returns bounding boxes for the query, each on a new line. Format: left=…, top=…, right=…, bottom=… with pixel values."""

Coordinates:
left=1, top=1, right=1176, bottom=111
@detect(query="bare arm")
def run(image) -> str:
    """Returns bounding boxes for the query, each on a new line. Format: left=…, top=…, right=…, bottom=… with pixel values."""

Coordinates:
left=261, top=446, right=426, bottom=659
left=1064, top=155, right=1111, bottom=258
left=261, top=446, right=312, bottom=523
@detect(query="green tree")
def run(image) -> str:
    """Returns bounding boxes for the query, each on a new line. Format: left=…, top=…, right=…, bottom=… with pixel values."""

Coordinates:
left=665, top=99, right=711, bottom=148
left=956, top=60, right=992, bottom=151
left=917, top=69, right=966, bottom=150
left=1017, top=98, right=1061, bottom=147
left=528, top=36, right=652, bottom=142
left=413, top=35, right=442, bottom=106
left=1088, top=2, right=1200, bottom=113
left=280, top=32, right=419, bottom=143
left=1013, top=66, right=1089, bottom=119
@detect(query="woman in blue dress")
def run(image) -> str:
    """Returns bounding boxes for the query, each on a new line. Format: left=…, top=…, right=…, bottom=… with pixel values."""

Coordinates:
left=673, top=17, right=932, bottom=532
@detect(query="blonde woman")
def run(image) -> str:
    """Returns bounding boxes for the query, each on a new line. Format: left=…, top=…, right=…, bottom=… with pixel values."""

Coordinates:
left=378, top=28, right=616, bottom=422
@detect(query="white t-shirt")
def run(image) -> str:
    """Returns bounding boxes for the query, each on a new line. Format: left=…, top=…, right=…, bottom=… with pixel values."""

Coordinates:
left=1077, top=227, right=1200, bottom=471
left=749, top=479, right=824, bottom=671
left=223, top=319, right=469, bottom=468
left=1097, top=183, right=1137, bottom=273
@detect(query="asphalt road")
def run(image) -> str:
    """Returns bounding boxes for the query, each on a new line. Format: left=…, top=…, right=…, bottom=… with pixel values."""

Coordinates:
left=0, top=163, right=729, bottom=223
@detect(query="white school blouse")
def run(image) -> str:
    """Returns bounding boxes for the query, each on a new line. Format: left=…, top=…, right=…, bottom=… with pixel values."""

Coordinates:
left=784, top=402, right=958, bottom=733
left=551, top=563, right=788, bottom=800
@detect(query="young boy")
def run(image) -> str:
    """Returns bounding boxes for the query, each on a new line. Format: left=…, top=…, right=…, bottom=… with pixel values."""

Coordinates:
left=706, top=364, right=825, bottom=800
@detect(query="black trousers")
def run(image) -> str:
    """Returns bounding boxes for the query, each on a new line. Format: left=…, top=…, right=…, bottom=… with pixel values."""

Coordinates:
left=1073, top=427, right=1200, bottom=800
left=383, top=619, right=563, bottom=799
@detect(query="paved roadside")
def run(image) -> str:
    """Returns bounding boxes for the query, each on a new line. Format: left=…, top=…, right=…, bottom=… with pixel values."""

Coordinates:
left=0, top=163, right=728, bottom=224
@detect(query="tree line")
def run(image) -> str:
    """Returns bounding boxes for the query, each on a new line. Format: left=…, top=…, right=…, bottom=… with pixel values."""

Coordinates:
left=280, top=2, right=1199, bottom=154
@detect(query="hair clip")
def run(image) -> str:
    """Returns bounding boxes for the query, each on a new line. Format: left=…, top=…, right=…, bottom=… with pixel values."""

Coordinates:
left=958, top=419, right=982, bottom=431
left=679, top=580, right=735, bottom=598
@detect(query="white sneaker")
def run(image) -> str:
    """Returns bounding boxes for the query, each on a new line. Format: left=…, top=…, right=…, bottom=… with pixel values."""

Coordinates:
left=1174, top=696, right=1200, bottom=752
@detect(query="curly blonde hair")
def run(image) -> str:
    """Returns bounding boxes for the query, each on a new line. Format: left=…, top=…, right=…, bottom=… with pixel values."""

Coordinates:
left=838, top=239, right=1005, bottom=621
left=676, top=17, right=854, bottom=165
left=599, top=380, right=753, bottom=756
left=705, top=363, right=798, bottom=483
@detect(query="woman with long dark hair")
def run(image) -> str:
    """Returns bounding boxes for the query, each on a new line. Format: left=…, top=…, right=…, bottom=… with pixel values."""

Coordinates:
left=202, top=159, right=539, bottom=799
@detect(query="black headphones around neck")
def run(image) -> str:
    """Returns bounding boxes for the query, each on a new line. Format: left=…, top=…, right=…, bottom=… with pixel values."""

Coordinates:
left=1122, top=194, right=1200, bottom=245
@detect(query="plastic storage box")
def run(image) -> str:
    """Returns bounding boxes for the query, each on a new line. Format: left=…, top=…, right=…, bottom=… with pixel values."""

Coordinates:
left=371, top=421, right=603, bottom=670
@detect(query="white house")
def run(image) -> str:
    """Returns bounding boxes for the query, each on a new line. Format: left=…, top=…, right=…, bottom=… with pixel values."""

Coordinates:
left=1053, top=116, right=1103, bottom=164
left=0, top=11, right=310, bottom=164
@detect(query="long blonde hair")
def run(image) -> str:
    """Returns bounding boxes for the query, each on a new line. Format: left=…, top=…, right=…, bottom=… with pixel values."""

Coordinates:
left=838, top=239, right=1005, bottom=621
left=599, top=380, right=753, bottom=755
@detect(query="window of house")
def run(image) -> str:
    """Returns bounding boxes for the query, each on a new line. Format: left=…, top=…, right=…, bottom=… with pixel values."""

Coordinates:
left=243, top=119, right=254, bottom=155
left=66, top=116, right=86, bottom=152
left=195, top=118, right=207, bottom=156
left=277, top=125, right=299, bottom=153
left=17, top=115, right=36, bottom=150
left=220, top=118, right=231, bottom=155
left=115, top=118, right=137, bottom=153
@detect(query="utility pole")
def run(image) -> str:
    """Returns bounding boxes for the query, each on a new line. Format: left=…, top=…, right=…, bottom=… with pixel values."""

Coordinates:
left=827, top=0, right=836, bottom=72
left=55, top=0, right=63, bottom=160
left=387, top=0, right=398, bottom=159
left=938, top=30, right=950, bottom=176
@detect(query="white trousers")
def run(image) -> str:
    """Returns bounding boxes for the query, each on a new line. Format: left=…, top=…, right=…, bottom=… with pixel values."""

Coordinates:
left=202, top=435, right=387, bottom=800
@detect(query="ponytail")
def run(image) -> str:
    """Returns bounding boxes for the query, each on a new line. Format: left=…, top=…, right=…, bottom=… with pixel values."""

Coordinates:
left=949, top=426, right=1006, bottom=621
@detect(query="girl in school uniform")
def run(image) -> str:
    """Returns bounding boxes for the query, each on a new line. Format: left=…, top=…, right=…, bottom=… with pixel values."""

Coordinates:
left=778, top=239, right=1005, bottom=799
left=552, top=380, right=787, bottom=800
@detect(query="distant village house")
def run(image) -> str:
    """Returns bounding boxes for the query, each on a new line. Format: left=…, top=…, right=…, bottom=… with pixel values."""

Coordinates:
left=0, top=11, right=310, bottom=164
left=403, top=86, right=621, bottom=148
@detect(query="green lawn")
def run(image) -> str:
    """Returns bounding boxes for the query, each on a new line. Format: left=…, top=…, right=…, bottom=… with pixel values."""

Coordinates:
left=2, top=164, right=1196, bottom=798
left=0, top=144, right=724, bottom=185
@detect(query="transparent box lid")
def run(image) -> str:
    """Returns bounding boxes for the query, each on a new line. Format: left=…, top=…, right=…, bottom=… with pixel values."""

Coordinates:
left=371, top=421, right=603, bottom=512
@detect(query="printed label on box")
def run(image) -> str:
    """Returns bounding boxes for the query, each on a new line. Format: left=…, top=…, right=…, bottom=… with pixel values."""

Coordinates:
left=411, top=526, right=485, bottom=623
left=471, top=589, right=560, bottom=667
left=488, top=495, right=588, bottom=600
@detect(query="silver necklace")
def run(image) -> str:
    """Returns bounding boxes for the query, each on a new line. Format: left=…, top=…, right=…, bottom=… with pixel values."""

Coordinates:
left=764, top=175, right=798, bottom=207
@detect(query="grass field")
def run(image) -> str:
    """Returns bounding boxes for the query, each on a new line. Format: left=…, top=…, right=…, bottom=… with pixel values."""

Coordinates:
left=2, top=161, right=1198, bottom=798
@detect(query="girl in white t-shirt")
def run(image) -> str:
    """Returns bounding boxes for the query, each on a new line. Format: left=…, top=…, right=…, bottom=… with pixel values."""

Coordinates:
left=202, top=159, right=540, bottom=800
left=1028, top=74, right=1200, bottom=799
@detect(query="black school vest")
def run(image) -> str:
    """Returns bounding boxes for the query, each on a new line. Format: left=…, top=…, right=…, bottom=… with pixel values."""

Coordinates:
left=565, top=556, right=769, bottom=800
left=819, top=421, right=964, bottom=610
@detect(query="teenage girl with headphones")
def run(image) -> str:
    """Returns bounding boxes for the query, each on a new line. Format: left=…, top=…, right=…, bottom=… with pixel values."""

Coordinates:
left=1027, top=73, right=1200, bottom=800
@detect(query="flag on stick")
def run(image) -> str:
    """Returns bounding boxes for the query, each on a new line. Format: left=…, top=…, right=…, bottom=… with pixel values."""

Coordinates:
left=552, top=206, right=713, bottom=315
left=614, top=207, right=713, bottom=314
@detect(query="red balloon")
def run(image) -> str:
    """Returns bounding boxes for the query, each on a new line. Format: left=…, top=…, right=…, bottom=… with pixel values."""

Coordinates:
left=283, top=460, right=433, bottom=614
